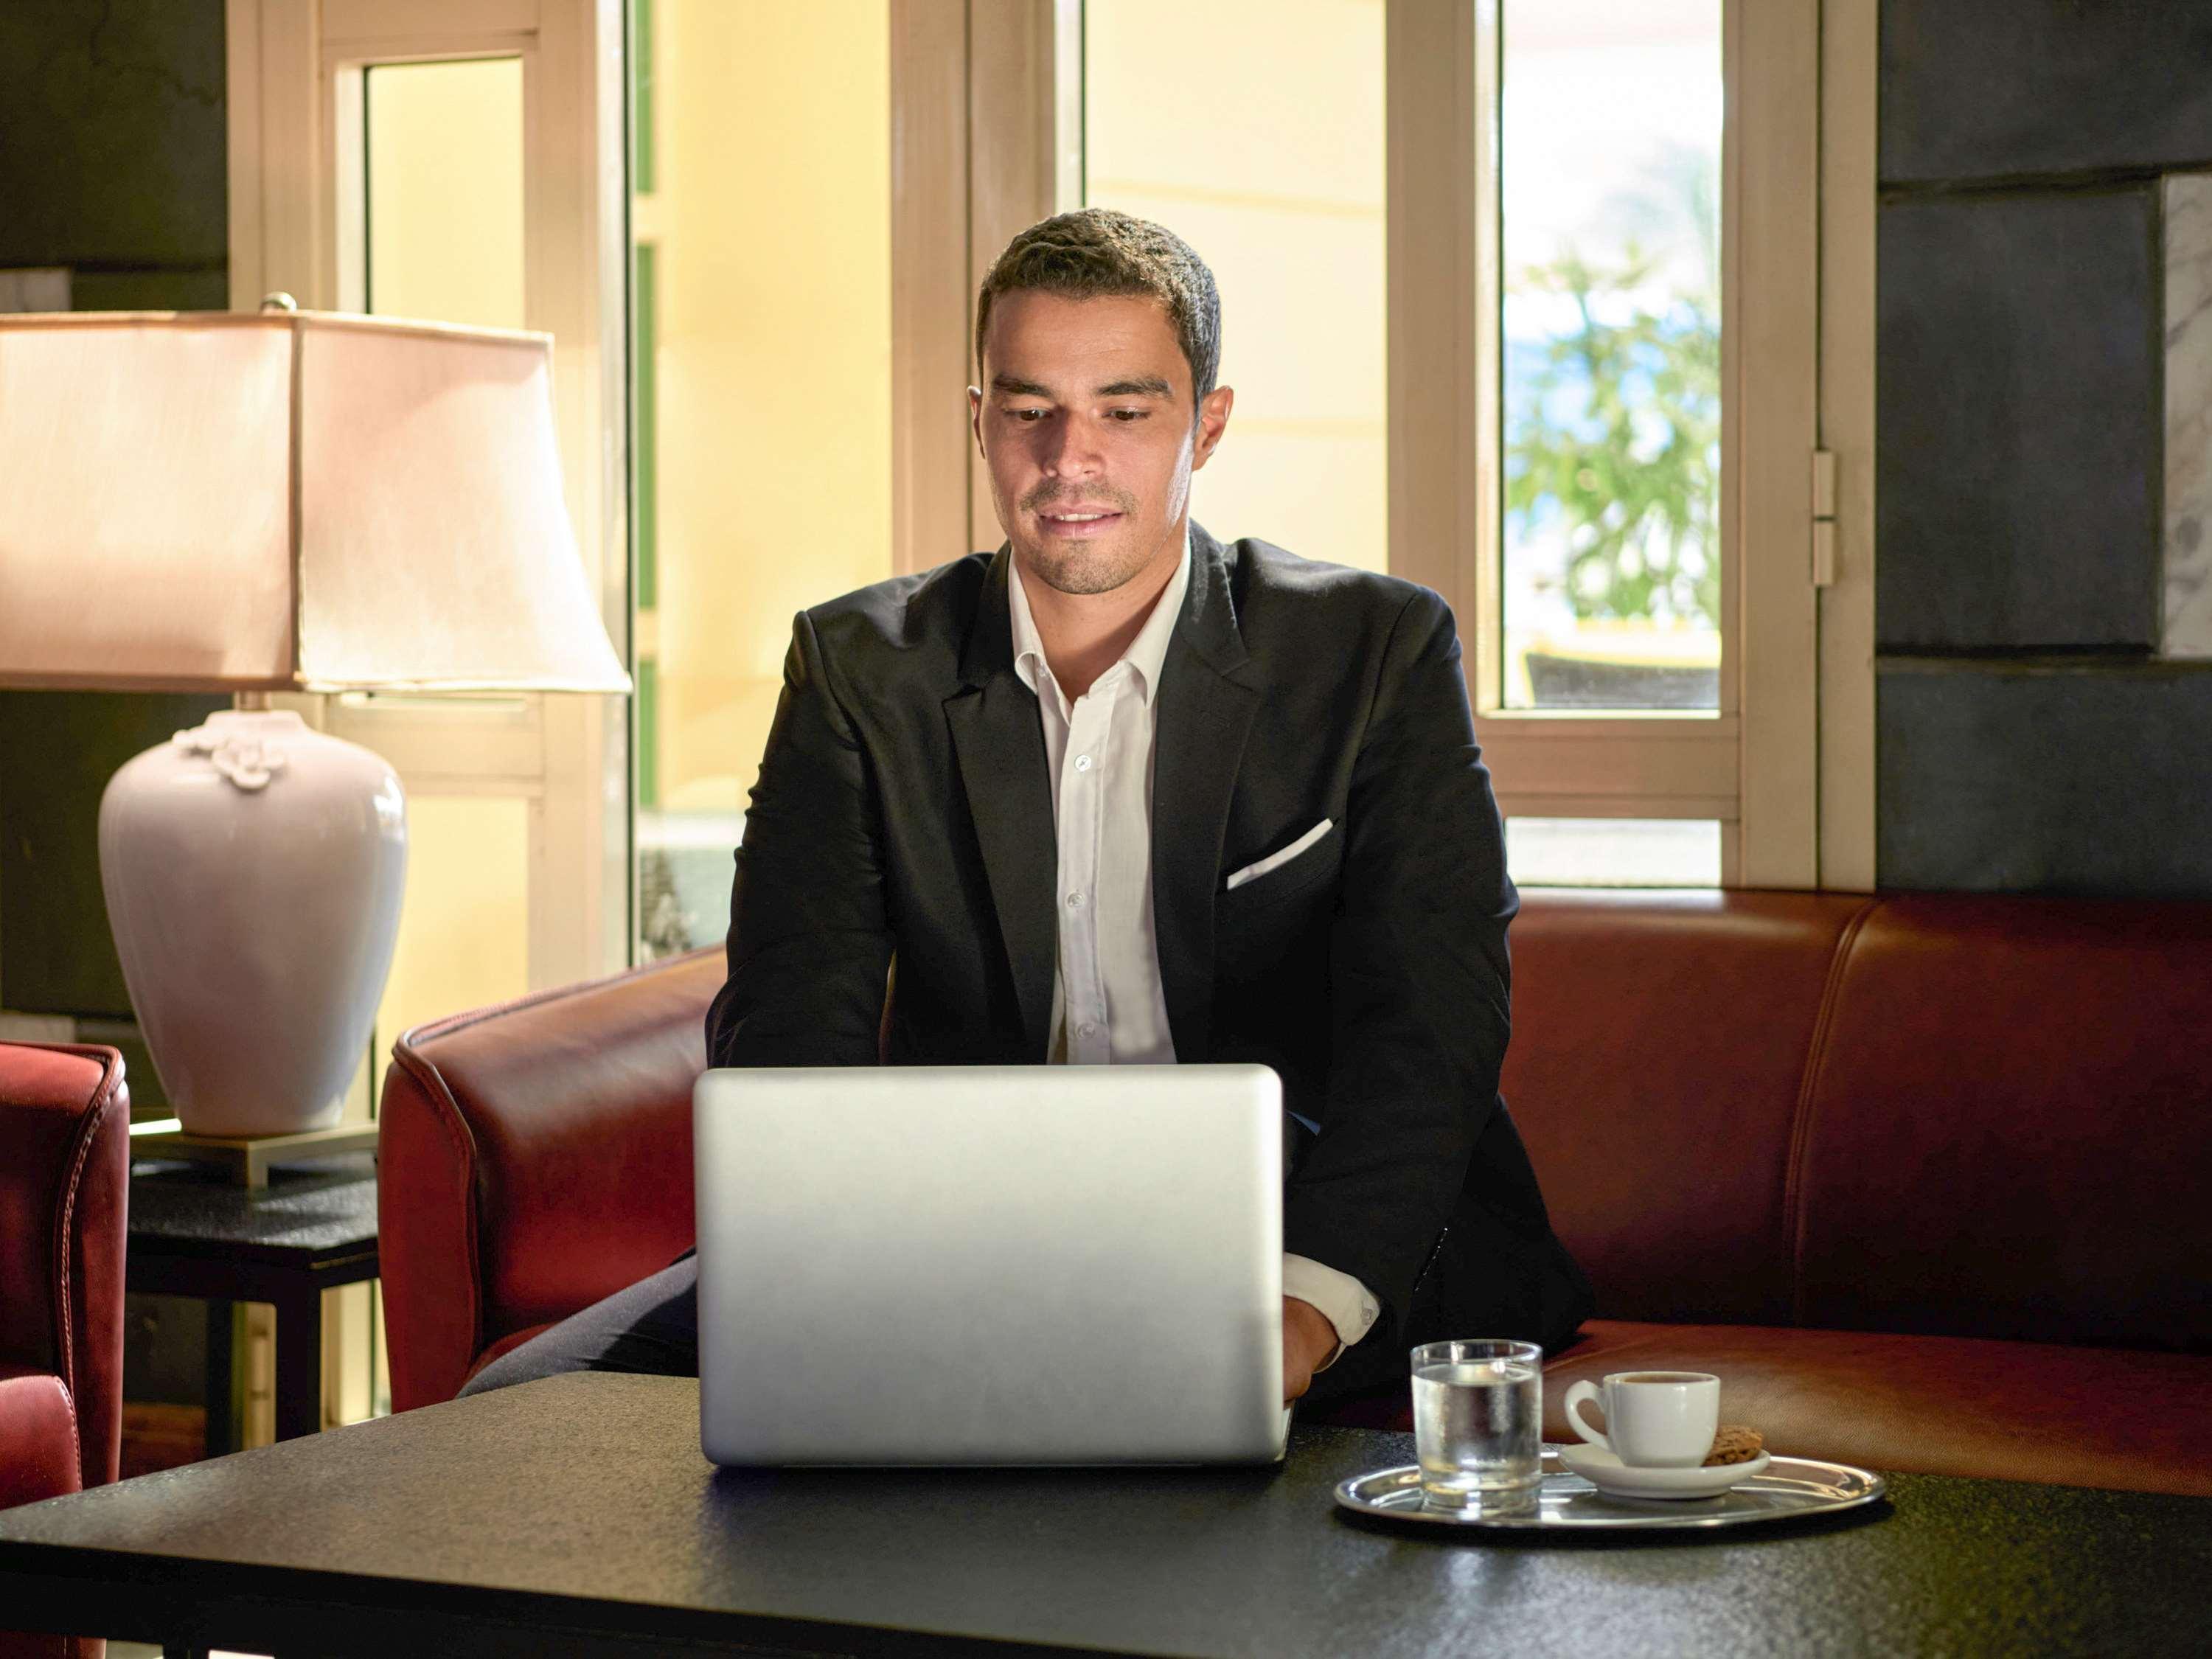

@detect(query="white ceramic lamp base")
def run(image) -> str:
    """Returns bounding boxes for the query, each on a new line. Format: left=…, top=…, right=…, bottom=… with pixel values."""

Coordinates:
left=98, top=709, right=408, bottom=1138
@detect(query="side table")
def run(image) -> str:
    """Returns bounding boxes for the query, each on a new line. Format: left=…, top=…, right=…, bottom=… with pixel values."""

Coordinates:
left=126, top=1151, right=381, bottom=1448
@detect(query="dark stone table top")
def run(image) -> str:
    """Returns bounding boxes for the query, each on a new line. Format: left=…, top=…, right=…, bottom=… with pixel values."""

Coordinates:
left=2, top=1373, right=2208, bottom=1657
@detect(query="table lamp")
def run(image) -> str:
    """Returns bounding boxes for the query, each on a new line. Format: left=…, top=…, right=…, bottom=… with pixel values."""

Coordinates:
left=0, top=302, right=630, bottom=1141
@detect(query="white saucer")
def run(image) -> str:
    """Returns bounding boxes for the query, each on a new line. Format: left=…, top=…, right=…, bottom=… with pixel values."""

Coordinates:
left=1557, top=1444, right=1772, bottom=1500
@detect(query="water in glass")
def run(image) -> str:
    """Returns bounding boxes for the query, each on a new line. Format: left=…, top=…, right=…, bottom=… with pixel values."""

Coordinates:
left=1412, top=1348, right=1542, bottom=1508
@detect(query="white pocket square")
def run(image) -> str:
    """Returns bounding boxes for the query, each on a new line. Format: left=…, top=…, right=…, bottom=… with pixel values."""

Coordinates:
left=1225, top=818, right=1335, bottom=891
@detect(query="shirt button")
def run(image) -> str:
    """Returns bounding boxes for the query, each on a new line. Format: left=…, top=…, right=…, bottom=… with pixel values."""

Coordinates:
left=1079, top=1022, right=1099, bottom=1037
left=1074, top=754, right=1093, bottom=772
left=1066, top=891, right=1086, bottom=908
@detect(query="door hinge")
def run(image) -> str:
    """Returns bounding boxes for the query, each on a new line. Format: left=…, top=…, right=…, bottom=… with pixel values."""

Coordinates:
left=1811, top=449, right=1837, bottom=588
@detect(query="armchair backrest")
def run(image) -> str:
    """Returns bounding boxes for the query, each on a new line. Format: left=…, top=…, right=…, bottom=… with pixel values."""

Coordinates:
left=380, top=950, right=719, bottom=1411
left=0, top=1042, right=131, bottom=1490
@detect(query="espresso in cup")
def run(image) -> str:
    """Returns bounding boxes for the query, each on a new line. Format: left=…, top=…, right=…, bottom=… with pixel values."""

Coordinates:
left=1563, top=1370, right=1719, bottom=1467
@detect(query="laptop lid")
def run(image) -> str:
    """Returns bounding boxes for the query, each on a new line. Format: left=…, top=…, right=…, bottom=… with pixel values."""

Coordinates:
left=693, top=1063, right=1285, bottom=1466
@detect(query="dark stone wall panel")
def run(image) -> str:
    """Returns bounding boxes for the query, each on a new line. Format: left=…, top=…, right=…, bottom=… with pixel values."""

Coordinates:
left=0, top=0, right=228, bottom=268
left=1883, top=1, right=2212, bottom=184
left=0, top=692, right=229, bottom=1016
left=1879, top=664, right=2212, bottom=897
left=69, top=268, right=229, bottom=311
left=1877, top=190, right=2160, bottom=652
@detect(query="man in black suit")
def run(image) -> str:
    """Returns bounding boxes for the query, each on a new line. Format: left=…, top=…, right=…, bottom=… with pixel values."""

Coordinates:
left=467, top=209, right=1589, bottom=1410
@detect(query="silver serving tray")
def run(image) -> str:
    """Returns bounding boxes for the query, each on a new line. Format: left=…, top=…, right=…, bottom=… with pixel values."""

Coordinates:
left=1334, top=1447, right=1887, bottom=1531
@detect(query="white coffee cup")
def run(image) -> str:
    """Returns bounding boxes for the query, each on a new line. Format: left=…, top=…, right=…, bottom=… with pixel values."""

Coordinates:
left=1563, top=1371, right=1720, bottom=1468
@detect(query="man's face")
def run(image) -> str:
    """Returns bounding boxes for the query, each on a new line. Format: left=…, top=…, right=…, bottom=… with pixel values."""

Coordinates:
left=970, top=291, right=1232, bottom=597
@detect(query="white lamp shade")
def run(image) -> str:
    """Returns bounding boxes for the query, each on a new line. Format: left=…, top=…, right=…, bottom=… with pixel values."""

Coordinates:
left=0, top=310, right=630, bottom=694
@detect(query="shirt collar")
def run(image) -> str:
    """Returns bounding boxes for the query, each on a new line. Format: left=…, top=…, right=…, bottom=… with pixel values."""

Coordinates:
left=1009, top=526, right=1193, bottom=707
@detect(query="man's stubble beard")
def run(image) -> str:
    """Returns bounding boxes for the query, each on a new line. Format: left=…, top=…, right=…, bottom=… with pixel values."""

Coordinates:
left=1013, top=477, right=1191, bottom=598
left=1019, top=533, right=1154, bottom=597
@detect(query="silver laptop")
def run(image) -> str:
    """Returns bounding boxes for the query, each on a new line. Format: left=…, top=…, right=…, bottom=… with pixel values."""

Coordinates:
left=692, top=1063, right=1288, bottom=1466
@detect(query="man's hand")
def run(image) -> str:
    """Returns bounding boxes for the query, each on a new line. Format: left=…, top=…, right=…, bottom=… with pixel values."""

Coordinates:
left=1282, top=1296, right=1341, bottom=1405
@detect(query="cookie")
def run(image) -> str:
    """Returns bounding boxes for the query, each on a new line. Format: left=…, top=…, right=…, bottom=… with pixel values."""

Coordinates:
left=1703, top=1425, right=1764, bottom=1467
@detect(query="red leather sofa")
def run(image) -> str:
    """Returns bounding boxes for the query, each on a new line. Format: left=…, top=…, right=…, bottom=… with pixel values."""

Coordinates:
left=380, top=891, right=2212, bottom=1496
left=1, top=1041, right=131, bottom=1659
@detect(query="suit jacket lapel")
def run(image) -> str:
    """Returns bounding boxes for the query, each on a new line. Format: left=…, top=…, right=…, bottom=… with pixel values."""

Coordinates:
left=945, top=548, right=1057, bottom=1060
left=1151, top=524, right=1259, bottom=1062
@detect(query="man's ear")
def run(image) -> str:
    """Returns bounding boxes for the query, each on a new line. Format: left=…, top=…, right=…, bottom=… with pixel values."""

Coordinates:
left=967, top=385, right=986, bottom=457
left=1191, top=384, right=1234, bottom=473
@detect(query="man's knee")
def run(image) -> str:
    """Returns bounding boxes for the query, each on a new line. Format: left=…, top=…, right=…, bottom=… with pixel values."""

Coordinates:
left=454, top=1255, right=701, bottom=1401
left=456, top=1332, right=586, bottom=1399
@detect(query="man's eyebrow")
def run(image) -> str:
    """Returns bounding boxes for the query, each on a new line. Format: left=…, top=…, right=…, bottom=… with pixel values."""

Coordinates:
left=987, top=373, right=1175, bottom=400
left=1095, top=376, right=1173, bottom=398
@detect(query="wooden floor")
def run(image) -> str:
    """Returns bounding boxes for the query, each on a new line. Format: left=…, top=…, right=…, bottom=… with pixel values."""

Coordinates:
left=119, top=1402, right=206, bottom=1480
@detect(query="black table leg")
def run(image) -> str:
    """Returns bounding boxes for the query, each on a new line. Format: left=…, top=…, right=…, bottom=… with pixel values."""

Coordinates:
left=274, top=1287, right=324, bottom=1442
left=202, top=1298, right=237, bottom=1458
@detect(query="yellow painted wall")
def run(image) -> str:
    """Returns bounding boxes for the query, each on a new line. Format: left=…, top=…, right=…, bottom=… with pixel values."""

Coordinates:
left=1085, top=0, right=1388, bottom=574
left=647, top=1, right=894, bottom=811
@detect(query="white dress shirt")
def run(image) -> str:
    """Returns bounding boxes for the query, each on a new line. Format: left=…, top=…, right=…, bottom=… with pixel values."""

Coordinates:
left=1007, top=532, right=1382, bottom=1358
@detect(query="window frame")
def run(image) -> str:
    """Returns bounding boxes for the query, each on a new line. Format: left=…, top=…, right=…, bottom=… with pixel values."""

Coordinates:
left=888, top=0, right=1085, bottom=578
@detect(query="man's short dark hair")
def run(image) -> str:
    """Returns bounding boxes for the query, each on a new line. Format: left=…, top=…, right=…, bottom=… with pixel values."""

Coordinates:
left=974, top=209, right=1221, bottom=411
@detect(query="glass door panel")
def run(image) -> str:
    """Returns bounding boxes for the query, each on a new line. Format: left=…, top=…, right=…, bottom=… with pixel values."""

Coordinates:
left=632, top=0, right=894, bottom=957
left=372, top=796, right=532, bottom=1046
left=1084, top=0, right=1387, bottom=574
left=359, top=57, right=535, bottom=1040
left=364, top=59, right=526, bottom=327
left=1504, top=816, right=1721, bottom=886
left=1499, top=0, right=1722, bottom=711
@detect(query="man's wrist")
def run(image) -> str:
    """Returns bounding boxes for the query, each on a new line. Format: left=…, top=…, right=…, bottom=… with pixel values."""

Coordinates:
left=1285, top=1295, right=1342, bottom=1371
left=1281, top=1253, right=1381, bottom=1355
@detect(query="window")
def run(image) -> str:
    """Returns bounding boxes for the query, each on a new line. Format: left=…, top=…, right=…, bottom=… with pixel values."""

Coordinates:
left=1499, top=1, right=1722, bottom=717
left=1387, top=0, right=1822, bottom=886
left=1078, top=1, right=1818, bottom=885
left=358, top=55, right=535, bottom=1047
left=631, top=0, right=894, bottom=959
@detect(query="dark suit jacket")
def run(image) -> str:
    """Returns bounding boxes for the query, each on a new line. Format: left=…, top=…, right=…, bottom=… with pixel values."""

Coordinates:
left=706, top=525, right=1592, bottom=1398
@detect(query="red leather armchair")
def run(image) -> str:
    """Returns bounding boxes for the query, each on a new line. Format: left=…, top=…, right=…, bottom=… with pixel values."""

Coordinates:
left=379, top=893, right=2212, bottom=1495
left=1, top=1040, right=131, bottom=1659
left=380, top=953, right=716, bottom=1411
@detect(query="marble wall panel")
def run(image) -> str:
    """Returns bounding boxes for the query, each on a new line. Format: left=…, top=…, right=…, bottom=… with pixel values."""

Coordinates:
left=1878, top=189, right=2160, bottom=652
left=0, top=268, right=69, bottom=310
left=1878, top=664, right=2212, bottom=897
left=2166, top=173, right=2212, bottom=658
left=1883, top=1, right=2212, bottom=184
left=0, top=692, right=229, bottom=1016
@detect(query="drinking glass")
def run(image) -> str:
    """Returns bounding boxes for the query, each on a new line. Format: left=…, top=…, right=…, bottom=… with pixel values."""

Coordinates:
left=1410, top=1338, right=1543, bottom=1511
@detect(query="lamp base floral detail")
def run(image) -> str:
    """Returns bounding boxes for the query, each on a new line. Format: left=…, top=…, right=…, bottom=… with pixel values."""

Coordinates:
left=170, top=722, right=292, bottom=792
